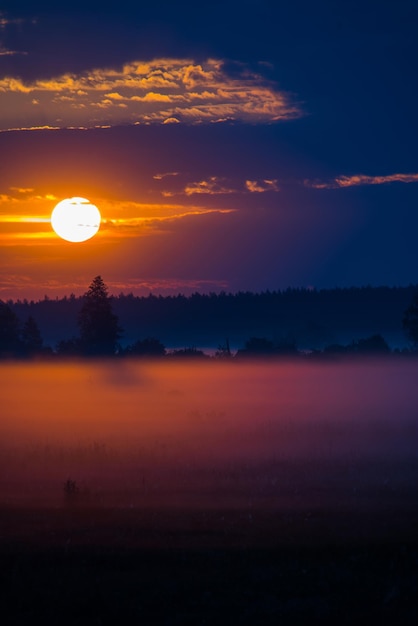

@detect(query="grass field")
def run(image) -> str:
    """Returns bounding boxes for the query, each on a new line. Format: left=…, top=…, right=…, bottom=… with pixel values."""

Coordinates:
left=1, top=358, right=417, bottom=623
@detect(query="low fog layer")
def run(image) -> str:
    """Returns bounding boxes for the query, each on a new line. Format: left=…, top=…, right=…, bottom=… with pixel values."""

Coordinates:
left=1, top=359, right=418, bottom=510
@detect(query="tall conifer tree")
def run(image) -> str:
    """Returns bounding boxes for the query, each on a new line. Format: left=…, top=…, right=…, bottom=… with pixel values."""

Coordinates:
left=78, top=276, right=121, bottom=355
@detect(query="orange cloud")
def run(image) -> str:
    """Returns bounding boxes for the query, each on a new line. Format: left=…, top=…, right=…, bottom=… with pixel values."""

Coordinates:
left=101, top=208, right=234, bottom=234
left=0, top=190, right=57, bottom=243
left=159, top=176, right=280, bottom=197
left=305, top=172, right=418, bottom=189
left=1, top=125, right=61, bottom=132
left=184, top=177, right=237, bottom=196
left=131, top=92, right=173, bottom=102
left=153, top=172, right=180, bottom=180
left=0, top=58, right=302, bottom=131
left=245, top=179, right=279, bottom=192
left=9, top=187, right=35, bottom=194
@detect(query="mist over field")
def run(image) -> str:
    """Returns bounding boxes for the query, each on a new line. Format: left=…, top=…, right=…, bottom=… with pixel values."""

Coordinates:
left=1, top=359, right=418, bottom=515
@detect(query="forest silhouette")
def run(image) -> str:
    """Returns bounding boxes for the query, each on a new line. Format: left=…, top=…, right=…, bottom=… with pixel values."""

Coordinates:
left=1, top=276, right=418, bottom=358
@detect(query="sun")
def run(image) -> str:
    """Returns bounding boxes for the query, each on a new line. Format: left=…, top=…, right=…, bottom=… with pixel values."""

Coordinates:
left=51, top=197, right=101, bottom=242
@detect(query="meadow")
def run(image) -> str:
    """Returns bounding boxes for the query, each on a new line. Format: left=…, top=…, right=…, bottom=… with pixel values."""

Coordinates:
left=1, top=357, right=417, bottom=507
left=1, top=358, right=418, bottom=623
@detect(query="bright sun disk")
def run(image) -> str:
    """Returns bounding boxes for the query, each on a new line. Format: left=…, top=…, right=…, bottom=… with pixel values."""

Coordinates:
left=51, top=197, right=101, bottom=243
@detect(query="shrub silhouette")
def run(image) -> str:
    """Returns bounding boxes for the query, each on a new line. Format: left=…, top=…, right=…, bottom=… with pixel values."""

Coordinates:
left=168, top=347, right=208, bottom=358
left=236, top=336, right=298, bottom=357
left=322, top=334, right=390, bottom=356
left=215, top=338, right=232, bottom=358
left=126, top=337, right=166, bottom=357
left=63, top=478, right=79, bottom=497
left=241, top=337, right=276, bottom=354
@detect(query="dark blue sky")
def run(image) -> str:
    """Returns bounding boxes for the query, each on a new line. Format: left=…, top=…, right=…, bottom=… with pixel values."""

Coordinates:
left=1, top=1, right=417, bottom=298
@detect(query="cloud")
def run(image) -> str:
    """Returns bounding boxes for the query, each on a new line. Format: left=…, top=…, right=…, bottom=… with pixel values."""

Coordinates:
left=99, top=201, right=236, bottom=242
left=153, top=172, right=180, bottom=180
left=0, top=13, right=30, bottom=56
left=304, top=172, right=418, bottom=189
left=0, top=215, right=51, bottom=227
left=1, top=125, right=61, bottom=132
left=0, top=57, right=303, bottom=131
left=158, top=175, right=280, bottom=197
left=0, top=13, right=24, bottom=28
left=183, top=177, right=238, bottom=196
left=0, top=190, right=58, bottom=241
left=0, top=188, right=57, bottom=206
left=245, top=179, right=279, bottom=192
left=0, top=47, right=27, bottom=56
left=101, top=208, right=235, bottom=237
left=9, top=187, right=35, bottom=194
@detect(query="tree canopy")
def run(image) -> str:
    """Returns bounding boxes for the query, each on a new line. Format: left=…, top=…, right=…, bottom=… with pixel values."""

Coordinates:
left=403, top=291, right=418, bottom=348
left=21, top=316, right=43, bottom=354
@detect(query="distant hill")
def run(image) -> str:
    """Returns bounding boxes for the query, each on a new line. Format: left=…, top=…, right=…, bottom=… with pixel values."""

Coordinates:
left=7, top=285, right=418, bottom=352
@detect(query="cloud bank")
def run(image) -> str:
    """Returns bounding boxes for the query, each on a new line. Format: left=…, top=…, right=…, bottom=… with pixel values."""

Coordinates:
left=160, top=176, right=280, bottom=197
left=0, top=58, right=302, bottom=131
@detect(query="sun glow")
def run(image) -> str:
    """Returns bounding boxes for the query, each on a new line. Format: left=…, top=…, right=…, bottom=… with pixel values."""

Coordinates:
left=51, top=197, right=101, bottom=242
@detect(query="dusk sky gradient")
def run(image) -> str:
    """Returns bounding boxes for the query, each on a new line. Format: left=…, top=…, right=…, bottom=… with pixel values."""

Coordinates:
left=1, top=0, right=417, bottom=300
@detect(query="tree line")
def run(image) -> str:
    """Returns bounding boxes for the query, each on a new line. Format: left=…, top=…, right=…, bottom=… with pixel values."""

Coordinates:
left=7, top=282, right=418, bottom=351
left=1, top=276, right=418, bottom=358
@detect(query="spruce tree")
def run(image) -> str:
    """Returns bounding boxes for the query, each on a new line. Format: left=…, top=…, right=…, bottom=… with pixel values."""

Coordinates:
left=78, top=276, right=121, bottom=355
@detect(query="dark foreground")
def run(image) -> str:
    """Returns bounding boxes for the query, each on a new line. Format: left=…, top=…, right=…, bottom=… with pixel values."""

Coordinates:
left=2, top=359, right=417, bottom=622
left=1, top=505, right=417, bottom=625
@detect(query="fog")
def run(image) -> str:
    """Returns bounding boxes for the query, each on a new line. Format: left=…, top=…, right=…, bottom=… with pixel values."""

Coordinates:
left=1, top=359, right=418, bottom=512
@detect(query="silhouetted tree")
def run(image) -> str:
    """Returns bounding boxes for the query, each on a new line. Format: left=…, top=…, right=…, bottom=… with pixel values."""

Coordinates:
left=0, top=300, right=21, bottom=356
left=236, top=337, right=276, bottom=357
left=215, top=338, right=232, bottom=359
left=403, top=292, right=418, bottom=348
left=78, top=276, right=122, bottom=355
left=274, top=336, right=298, bottom=355
left=21, top=315, right=43, bottom=354
left=322, top=343, right=347, bottom=355
left=56, top=337, right=82, bottom=356
left=126, top=337, right=166, bottom=357
left=236, top=336, right=299, bottom=358
left=322, top=334, right=390, bottom=356
left=351, top=334, right=390, bottom=354
left=168, top=347, right=208, bottom=358
left=246, top=337, right=276, bottom=353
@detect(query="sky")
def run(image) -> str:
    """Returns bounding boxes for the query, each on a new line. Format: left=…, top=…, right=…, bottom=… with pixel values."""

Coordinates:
left=0, top=0, right=417, bottom=300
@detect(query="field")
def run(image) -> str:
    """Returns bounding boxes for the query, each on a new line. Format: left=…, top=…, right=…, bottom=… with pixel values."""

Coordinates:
left=1, top=358, right=418, bottom=623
